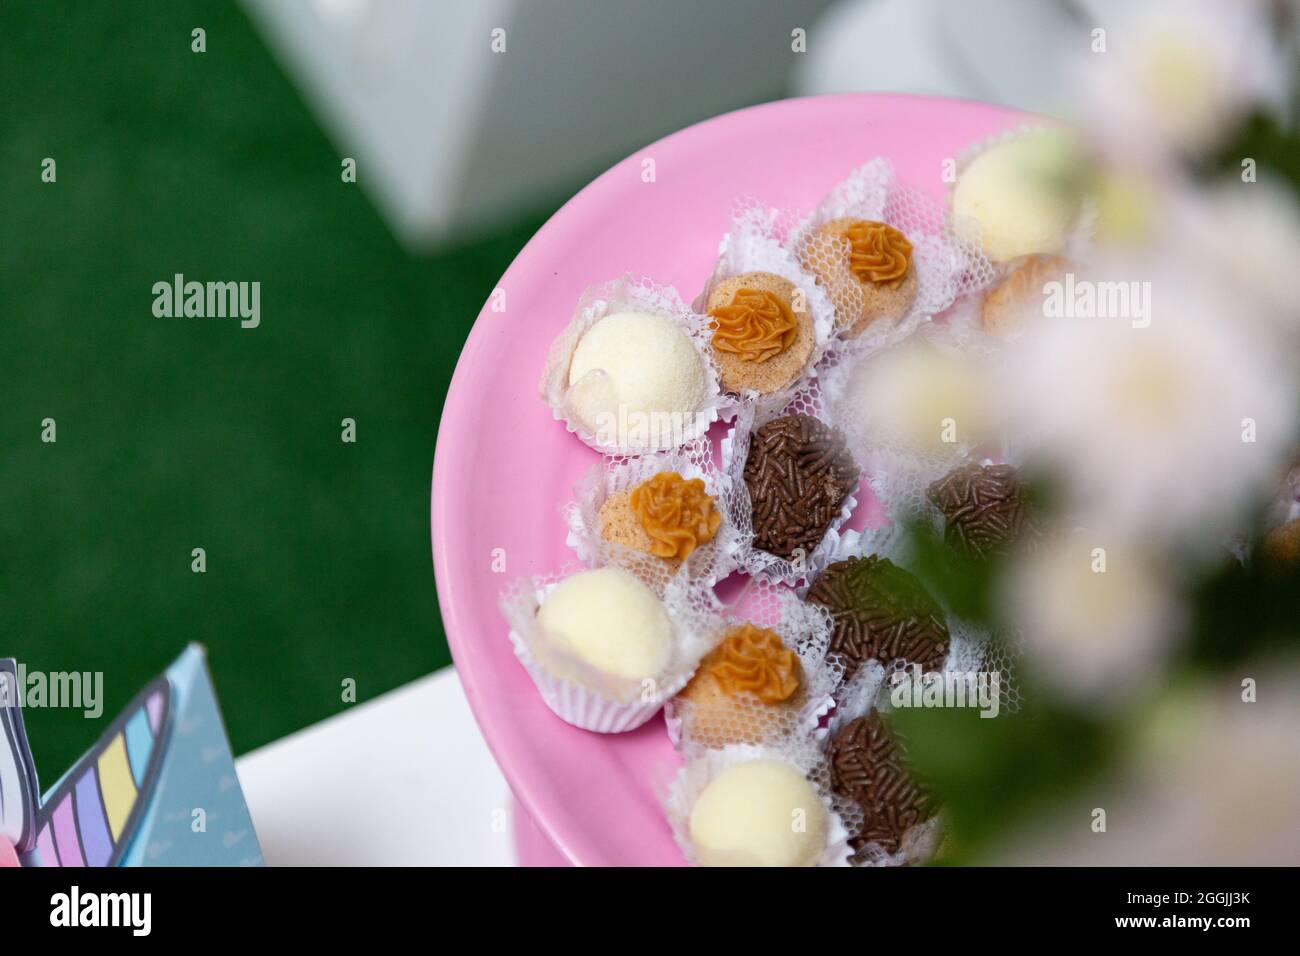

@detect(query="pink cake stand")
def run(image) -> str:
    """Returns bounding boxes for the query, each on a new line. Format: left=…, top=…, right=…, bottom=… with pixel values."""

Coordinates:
left=432, top=93, right=1029, bottom=867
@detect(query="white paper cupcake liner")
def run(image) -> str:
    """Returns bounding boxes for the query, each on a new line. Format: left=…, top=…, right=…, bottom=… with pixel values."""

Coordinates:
left=949, top=124, right=1098, bottom=272
left=662, top=742, right=852, bottom=867
left=721, top=402, right=862, bottom=586
left=562, top=447, right=748, bottom=591
left=539, top=274, right=727, bottom=457
left=664, top=581, right=841, bottom=751
left=498, top=567, right=721, bottom=734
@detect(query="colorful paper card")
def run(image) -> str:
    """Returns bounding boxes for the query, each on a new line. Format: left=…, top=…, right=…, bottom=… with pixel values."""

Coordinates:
left=0, top=644, right=263, bottom=867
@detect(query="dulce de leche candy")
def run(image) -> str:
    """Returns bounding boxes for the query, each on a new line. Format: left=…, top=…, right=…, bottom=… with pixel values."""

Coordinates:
left=599, top=471, right=721, bottom=564
left=702, top=624, right=801, bottom=704
left=706, top=272, right=815, bottom=396
left=710, top=288, right=799, bottom=363
left=675, top=624, right=805, bottom=748
left=838, top=220, right=913, bottom=288
left=800, top=219, right=918, bottom=338
left=630, top=472, right=721, bottom=561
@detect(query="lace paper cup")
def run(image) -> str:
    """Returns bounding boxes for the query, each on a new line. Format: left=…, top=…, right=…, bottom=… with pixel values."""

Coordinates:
left=498, top=568, right=719, bottom=734
left=722, top=403, right=860, bottom=587
left=694, top=199, right=839, bottom=419
left=539, top=275, right=725, bottom=456
left=666, top=581, right=841, bottom=751
left=822, top=664, right=952, bottom=867
left=790, top=157, right=992, bottom=350
left=949, top=124, right=1097, bottom=271
left=562, top=448, right=747, bottom=591
left=662, top=742, right=851, bottom=867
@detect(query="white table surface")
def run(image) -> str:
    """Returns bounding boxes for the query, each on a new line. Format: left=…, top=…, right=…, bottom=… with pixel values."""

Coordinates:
left=236, top=667, right=517, bottom=866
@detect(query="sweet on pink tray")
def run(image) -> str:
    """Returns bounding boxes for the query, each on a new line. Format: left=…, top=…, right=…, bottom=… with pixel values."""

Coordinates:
left=432, top=94, right=1039, bottom=866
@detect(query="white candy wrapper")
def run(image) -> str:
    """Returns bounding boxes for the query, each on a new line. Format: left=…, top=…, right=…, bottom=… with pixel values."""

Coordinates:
left=949, top=124, right=1097, bottom=271
left=498, top=566, right=720, bottom=733
left=694, top=199, right=839, bottom=421
left=722, top=402, right=861, bottom=586
left=562, top=442, right=748, bottom=592
left=791, top=157, right=994, bottom=360
left=664, top=579, right=842, bottom=751
left=539, top=275, right=726, bottom=456
left=662, top=742, right=852, bottom=867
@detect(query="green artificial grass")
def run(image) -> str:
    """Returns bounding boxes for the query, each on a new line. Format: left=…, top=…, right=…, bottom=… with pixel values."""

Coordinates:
left=0, top=2, right=567, bottom=777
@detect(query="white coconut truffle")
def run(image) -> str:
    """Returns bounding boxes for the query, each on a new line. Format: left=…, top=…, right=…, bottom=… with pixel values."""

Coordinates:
left=536, top=567, right=672, bottom=683
left=953, top=129, right=1084, bottom=263
left=567, top=311, right=707, bottom=448
left=688, top=759, right=827, bottom=867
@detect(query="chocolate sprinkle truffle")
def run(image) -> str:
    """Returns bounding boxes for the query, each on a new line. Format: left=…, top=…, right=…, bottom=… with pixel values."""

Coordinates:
left=827, top=712, right=935, bottom=859
left=743, top=414, right=858, bottom=561
left=927, top=462, right=1034, bottom=560
left=806, top=556, right=949, bottom=680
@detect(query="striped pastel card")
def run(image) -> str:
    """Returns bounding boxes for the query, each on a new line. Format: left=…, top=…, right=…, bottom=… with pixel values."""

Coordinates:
left=31, top=679, right=170, bottom=867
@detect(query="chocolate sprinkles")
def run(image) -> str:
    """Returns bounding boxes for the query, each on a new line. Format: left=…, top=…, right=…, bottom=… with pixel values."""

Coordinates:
left=827, top=712, right=935, bottom=859
left=926, top=462, right=1033, bottom=560
left=805, top=555, right=949, bottom=681
left=743, top=414, right=858, bottom=561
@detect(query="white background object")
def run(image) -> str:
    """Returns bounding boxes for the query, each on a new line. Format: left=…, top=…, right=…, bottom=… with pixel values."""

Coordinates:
left=241, top=0, right=833, bottom=248
left=792, top=0, right=1082, bottom=115
left=236, top=668, right=516, bottom=866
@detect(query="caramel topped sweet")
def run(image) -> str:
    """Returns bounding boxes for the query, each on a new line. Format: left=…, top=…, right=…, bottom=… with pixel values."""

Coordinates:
left=630, top=471, right=721, bottom=561
left=709, top=288, right=799, bottom=363
left=839, top=220, right=913, bottom=288
left=702, top=624, right=801, bottom=704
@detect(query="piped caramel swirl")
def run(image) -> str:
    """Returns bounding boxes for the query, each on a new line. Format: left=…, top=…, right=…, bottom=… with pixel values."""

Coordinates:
left=839, top=220, right=912, bottom=288
left=703, top=623, right=801, bottom=704
left=709, top=288, right=799, bottom=363
left=630, top=471, right=721, bottom=561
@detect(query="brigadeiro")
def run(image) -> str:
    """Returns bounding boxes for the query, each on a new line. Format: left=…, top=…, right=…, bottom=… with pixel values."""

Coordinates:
left=826, top=711, right=937, bottom=862
left=806, top=555, right=949, bottom=681
left=743, top=414, right=858, bottom=562
left=926, top=462, right=1036, bottom=560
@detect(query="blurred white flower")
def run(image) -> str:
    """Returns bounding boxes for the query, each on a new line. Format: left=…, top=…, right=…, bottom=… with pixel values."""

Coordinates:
left=1001, top=271, right=1298, bottom=552
left=1167, top=179, right=1300, bottom=337
left=834, top=339, right=999, bottom=461
left=1076, top=0, right=1284, bottom=163
left=989, top=667, right=1300, bottom=864
left=1004, top=534, right=1182, bottom=705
